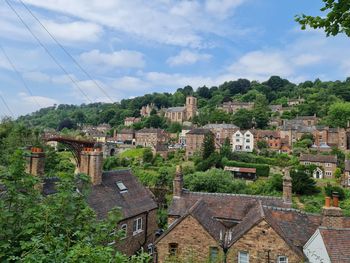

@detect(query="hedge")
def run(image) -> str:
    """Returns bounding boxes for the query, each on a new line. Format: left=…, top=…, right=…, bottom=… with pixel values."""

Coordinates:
left=223, top=159, right=270, bottom=177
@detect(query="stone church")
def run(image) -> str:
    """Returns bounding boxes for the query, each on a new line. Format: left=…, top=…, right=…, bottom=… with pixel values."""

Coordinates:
left=164, top=96, right=197, bottom=123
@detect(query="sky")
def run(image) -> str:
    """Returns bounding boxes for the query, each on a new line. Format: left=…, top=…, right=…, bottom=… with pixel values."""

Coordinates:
left=0, top=0, right=350, bottom=117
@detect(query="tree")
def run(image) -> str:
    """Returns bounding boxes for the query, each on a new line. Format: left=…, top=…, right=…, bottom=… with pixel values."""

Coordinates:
left=220, top=137, right=232, bottom=159
left=296, top=0, right=350, bottom=37
left=57, top=118, right=76, bottom=131
left=168, top=122, right=182, bottom=133
left=232, top=109, right=253, bottom=129
left=257, top=140, right=268, bottom=150
left=326, top=102, right=350, bottom=128
left=0, top=150, right=132, bottom=261
left=290, top=167, right=319, bottom=195
left=253, top=94, right=270, bottom=129
left=202, top=132, right=215, bottom=159
left=143, top=148, right=154, bottom=163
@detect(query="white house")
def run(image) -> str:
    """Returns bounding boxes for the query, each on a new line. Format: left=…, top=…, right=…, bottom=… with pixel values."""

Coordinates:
left=232, top=130, right=254, bottom=152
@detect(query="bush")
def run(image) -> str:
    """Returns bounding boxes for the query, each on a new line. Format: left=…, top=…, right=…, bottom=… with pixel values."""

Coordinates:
left=324, top=183, right=345, bottom=200
left=143, top=148, right=154, bottom=163
left=290, top=168, right=319, bottom=195
left=103, top=156, right=120, bottom=170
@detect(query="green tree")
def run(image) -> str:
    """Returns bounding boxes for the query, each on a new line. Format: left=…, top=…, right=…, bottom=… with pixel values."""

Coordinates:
left=296, top=0, right=350, bottom=37
left=253, top=94, right=270, bottom=129
left=220, top=137, right=232, bottom=159
left=143, top=148, right=154, bottom=163
left=232, top=109, right=253, bottom=129
left=290, top=167, right=319, bottom=195
left=202, top=132, right=215, bottom=159
left=0, top=150, right=131, bottom=262
left=326, top=102, right=350, bottom=128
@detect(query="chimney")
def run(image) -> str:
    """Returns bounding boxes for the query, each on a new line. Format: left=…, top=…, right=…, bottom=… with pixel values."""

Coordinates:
left=26, top=147, right=45, bottom=177
left=321, top=193, right=343, bottom=228
left=173, top=165, right=183, bottom=198
left=283, top=168, right=292, bottom=206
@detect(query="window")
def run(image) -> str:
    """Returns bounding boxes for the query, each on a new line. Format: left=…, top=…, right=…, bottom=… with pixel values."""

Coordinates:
left=277, top=256, right=288, bottom=263
left=325, top=171, right=332, bottom=177
left=236, top=139, right=240, bottom=142
left=325, top=163, right=331, bottom=167
left=209, top=247, right=219, bottom=262
left=133, top=217, right=143, bottom=235
left=246, top=139, right=250, bottom=143
left=120, top=224, right=127, bottom=239
left=246, top=146, right=250, bottom=149
left=169, top=243, right=178, bottom=256
left=116, top=181, right=128, bottom=193
left=238, top=251, right=249, bottom=263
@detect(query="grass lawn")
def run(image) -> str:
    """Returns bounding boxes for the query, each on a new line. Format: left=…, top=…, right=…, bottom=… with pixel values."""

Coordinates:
left=119, top=148, right=146, bottom=159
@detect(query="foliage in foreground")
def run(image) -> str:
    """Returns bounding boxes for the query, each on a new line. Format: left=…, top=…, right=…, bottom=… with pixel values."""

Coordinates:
left=0, top=150, right=149, bottom=262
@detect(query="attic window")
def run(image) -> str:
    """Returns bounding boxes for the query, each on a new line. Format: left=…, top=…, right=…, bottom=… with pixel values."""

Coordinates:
left=116, top=181, right=128, bottom=193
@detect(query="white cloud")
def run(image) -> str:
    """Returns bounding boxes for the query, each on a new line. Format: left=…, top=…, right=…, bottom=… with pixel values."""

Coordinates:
left=39, top=20, right=103, bottom=43
left=21, top=0, right=248, bottom=47
left=167, top=50, right=212, bottom=66
left=19, top=92, right=58, bottom=107
left=292, top=54, right=323, bottom=66
left=80, top=49, right=145, bottom=69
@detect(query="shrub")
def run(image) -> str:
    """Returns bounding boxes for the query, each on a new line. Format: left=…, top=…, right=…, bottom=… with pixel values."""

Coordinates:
left=324, top=183, right=345, bottom=200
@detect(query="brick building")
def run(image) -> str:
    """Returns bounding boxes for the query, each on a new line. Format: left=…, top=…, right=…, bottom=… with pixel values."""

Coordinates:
left=135, top=128, right=169, bottom=147
left=124, top=117, right=141, bottom=126
left=140, top=103, right=157, bottom=117
left=185, top=128, right=213, bottom=158
left=115, top=129, right=135, bottom=144
left=253, top=130, right=281, bottom=151
left=88, top=170, right=158, bottom=256
left=220, top=101, right=254, bottom=114
left=202, top=123, right=238, bottom=145
left=155, top=168, right=327, bottom=263
left=164, top=96, right=197, bottom=123
left=299, top=154, right=338, bottom=179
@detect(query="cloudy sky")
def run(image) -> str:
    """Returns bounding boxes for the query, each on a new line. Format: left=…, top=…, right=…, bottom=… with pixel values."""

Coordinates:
left=0, top=0, right=350, bottom=117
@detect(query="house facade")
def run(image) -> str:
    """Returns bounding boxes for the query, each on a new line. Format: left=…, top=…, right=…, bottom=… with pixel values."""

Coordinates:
left=220, top=101, right=254, bottom=114
left=135, top=128, right=169, bottom=148
left=253, top=130, right=281, bottom=151
left=115, top=129, right=135, bottom=144
left=299, top=154, right=337, bottom=179
left=124, top=117, right=141, bottom=126
left=202, top=123, right=238, bottom=145
left=232, top=130, right=254, bottom=152
left=164, top=96, right=197, bottom=123
left=140, top=103, right=157, bottom=117
left=185, top=128, right=213, bottom=158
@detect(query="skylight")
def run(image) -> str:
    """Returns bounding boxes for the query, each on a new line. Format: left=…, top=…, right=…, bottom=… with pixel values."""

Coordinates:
left=116, top=181, right=128, bottom=193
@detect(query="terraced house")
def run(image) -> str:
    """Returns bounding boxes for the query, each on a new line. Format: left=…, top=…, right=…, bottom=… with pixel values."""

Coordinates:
left=154, top=167, right=350, bottom=263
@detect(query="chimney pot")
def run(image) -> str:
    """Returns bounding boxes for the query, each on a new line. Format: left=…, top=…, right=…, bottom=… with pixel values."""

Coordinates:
left=332, top=192, right=339, bottom=208
left=325, top=196, right=331, bottom=208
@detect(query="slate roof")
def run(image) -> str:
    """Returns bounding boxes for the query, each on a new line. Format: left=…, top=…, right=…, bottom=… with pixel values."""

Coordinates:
left=202, top=123, right=238, bottom=129
left=136, top=128, right=165, bottom=134
left=166, top=107, right=185, bottom=113
left=186, top=128, right=212, bottom=135
left=87, top=170, right=157, bottom=220
left=118, top=128, right=134, bottom=134
left=319, top=227, right=350, bottom=263
left=300, top=154, right=337, bottom=164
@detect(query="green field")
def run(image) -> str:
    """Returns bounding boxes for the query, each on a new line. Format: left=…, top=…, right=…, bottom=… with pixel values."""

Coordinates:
left=119, top=148, right=146, bottom=159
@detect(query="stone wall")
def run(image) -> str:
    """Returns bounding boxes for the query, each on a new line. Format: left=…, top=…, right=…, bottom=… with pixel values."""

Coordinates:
left=227, top=220, right=301, bottom=263
left=156, top=215, right=220, bottom=263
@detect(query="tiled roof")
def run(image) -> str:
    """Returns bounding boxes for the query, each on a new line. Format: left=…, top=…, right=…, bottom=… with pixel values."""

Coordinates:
left=319, top=227, right=350, bottom=263
left=300, top=154, right=337, bottom=164
left=87, top=170, right=157, bottom=220
left=187, top=128, right=212, bottom=135
left=118, top=128, right=134, bottom=134
left=136, top=128, right=165, bottom=134
left=168, top=191, right=289, bottom=220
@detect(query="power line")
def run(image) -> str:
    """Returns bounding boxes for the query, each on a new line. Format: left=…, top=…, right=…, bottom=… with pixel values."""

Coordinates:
left=19, top=0, right=115, bottom=104
left=0, top=93, right=14, bottom=117
left=0, top=45, right=42, bottom=109
left=5, top=0, right=93, bottom=104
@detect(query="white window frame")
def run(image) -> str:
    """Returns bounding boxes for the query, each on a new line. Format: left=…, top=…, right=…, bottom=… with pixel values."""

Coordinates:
left=277, top=255, right=288, bottom=263
left=238, top=251, right=249, bottom=263
left=120, top=223, right=127, bottom=239
left=133, top=217, right=143, bottom=235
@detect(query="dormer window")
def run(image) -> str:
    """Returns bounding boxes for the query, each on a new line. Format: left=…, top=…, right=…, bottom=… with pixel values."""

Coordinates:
left=116, top=181, right=128, bottom=193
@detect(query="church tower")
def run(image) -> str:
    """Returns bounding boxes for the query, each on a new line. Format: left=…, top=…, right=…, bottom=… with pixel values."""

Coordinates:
left=185, top=96, right=197, bottom=121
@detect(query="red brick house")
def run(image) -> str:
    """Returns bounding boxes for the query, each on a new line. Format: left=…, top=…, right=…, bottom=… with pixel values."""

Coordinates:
left=115, top=129, right=135, bottom=144
left=253, top=130, right=281, bottom=151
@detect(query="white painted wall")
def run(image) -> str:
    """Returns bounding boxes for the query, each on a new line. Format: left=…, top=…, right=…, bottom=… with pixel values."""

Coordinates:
left=303, top=229, right=331, bottom=263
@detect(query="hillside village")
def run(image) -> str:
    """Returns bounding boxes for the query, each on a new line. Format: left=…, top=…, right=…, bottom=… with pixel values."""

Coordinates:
left=2, top=0, right=350, bottom=262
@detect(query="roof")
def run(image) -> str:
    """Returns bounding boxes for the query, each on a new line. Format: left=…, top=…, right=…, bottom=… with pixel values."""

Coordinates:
left=87, top=170, right=157, bottom=219
left=300, top=154, right=337, bottom=164
left=156, top=199, right=225, bottom=244
left=254, top=130, right=281, bottom=138
left=319, top=227, right=350, bottom=263
left=136, top=128, right=165, bottom=134
left=118, top=128, right=134, bottom=134
left=224, top=166, right=256, bottom=173
left=187, top=128, right=212, bottom=135
left=166, top=106, right=185, bottom=113
left=168, top=191, right=289, bottom=220
left=202, top=123, right=238, bottom=129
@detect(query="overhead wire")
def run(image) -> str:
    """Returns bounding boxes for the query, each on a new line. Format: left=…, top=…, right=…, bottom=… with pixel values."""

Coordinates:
left=18, top=0, right=115, bottom=104
left=4, top=0, right=93, bottom=104
left=0, top=45, right=42, bottom=109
